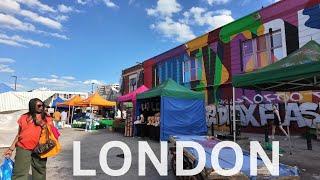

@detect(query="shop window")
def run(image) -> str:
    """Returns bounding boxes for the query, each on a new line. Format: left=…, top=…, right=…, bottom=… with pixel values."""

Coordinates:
left=241, top=30, right=284, bottom=72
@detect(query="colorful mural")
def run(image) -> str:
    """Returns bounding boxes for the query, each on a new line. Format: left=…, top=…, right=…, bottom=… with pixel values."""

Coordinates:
left=298, top=4, right=320, bottom=47
left=133, top=0, right=320, bottom=130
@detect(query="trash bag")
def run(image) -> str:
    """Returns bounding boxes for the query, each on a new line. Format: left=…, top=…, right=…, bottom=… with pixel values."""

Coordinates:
left=0, top=158, right=14, bottom=180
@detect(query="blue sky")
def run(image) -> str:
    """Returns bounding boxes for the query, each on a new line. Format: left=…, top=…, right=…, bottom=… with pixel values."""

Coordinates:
left=0, top=0, right=278, bottom=92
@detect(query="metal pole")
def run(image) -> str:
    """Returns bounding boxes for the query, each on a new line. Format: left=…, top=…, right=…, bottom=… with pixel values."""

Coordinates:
left=11, top=76, right=17, bottom=91
left=91, top=83, right=94, bottom=94
left=284, top=94, right=293, bottom=155
left=233, top=87, right=236, bottom=142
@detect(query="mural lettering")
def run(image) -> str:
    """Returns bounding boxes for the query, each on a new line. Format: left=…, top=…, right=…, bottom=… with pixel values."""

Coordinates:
left=206, top=103, right=320, bottom=128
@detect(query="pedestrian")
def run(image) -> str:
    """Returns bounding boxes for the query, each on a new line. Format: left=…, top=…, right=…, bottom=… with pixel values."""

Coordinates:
left=85, top=110, right=94, bottom=132
left=53, top=110, right=61, bottom=129
left=60, top=110, right=68, bottom=128
left=2, top=98, right=54, bottom=180
left=271, top=104, right=289, bottom=139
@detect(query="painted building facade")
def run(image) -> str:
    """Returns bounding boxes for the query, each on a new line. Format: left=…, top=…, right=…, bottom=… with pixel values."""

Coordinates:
left=125, top=0, right=320, bottom=131
left=120, top=64, right=144, bottom=95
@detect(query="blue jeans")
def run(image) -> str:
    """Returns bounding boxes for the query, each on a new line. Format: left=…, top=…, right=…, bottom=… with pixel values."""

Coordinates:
left=85, top=119, right=92, bottom=131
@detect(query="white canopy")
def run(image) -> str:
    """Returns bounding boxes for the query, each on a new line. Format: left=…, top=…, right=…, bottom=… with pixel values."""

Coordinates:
left=0, top=91, right=55, bottom=112
left=0, top=91, right=55, bottom=147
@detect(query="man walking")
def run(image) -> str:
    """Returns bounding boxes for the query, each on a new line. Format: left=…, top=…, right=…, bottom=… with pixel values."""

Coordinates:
left=60, top=110, right=68, bottom=128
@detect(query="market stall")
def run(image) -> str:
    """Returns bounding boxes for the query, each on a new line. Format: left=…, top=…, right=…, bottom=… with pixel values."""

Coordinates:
left=232, top=40, right=320, bottom=150
left=117, top=85, right=149, bottom=137
left=73, top=93, right=116, bottom=130
left=136, top=79, right=207, bottom=141
left=57, top=95, right=84, bottom=124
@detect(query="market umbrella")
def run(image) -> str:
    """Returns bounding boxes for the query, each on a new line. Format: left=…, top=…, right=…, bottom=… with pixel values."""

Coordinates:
left=78, top=92, right=116, bottom=107
left=57, top=95, right=84, bottom=124
left=57, top=95, right=84, bottom=107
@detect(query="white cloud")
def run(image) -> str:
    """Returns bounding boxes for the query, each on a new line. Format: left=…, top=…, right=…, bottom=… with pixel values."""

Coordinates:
left=0, top=0, right=20, bottom=13
left=83, top=79, right=105, bottom=85
left=0, top=58, right=15, bottom=63
left=16, top=0, right=56, bottom=13
left=0, top=64, right=15, bottom=73
left=0, top=1, right=62, bottom=30
left=77, top=0, right=88, bottom=5
left=62, top=76, right=75, bottom=80
left=0, top=13, right=68, bottom=40
left=183, top=7, right=234, bottom=31
left=151, top=17, right=195, bottom=43
left=45, top=32, right=69, bottom=40
left=207, top=0, right=231, bottom=6
left=54, top=15, right=69, bottom=22
left=58, top=4, right=73, bottom=13
left=0, top=13, right=36, bottom=31
left=30, top=77, right=75, bottom=87
left=58, top=4, right=80, bottom=13
left=146, top=0, right=181, bottom=17
left=0, top=33, right=50, bottom=48
left=0, top=38, right=25, bottom=47
left=19, top=10, right=62, bottom=30
left=103, top=0, right=119, bottom=8
left=214, top=9, right=232, bottom=16
left=50, top=75, right=59, bottom=78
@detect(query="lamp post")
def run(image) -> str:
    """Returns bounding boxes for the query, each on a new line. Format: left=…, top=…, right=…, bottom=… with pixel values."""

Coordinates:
left=11, top=75, right=17, bottom=91
left=91, top=82, right=95, bottom=94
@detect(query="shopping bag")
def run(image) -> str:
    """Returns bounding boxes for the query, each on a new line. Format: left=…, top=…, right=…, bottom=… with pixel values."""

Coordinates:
left=51, top=125, right=61, bottom=140
left=39, top=126, right=62, bottom=159
left=0, top=158, right=14, bottom=180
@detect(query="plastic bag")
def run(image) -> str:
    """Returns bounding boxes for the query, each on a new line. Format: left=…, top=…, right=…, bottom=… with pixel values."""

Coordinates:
left=0, top=158, right=14, bottom=180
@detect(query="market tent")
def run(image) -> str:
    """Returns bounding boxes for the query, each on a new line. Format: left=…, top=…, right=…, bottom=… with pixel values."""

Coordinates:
left=118, top=85, right=149, bottom=102
left=137, top=79, right=207, bottom=141
left=231, top=40, right=320, bottom=150
left=52, top=96, right=65, bottom=108
left=137, top=79, right=204, bottom=100
left=0, top=83, right=13, bottom=93
left=58, top=95, right=83, bottom=107
left=0, top=91, right=55, bottom=147
left=118, top=85, right=149, bottom=127
left=78, top=92, right=116, bottom=107
left=232, top=40, right=320, bottom=91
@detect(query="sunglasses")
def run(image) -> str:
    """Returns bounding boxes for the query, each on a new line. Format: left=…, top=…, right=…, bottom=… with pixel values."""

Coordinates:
left=37, top=104, right=44, bottom=108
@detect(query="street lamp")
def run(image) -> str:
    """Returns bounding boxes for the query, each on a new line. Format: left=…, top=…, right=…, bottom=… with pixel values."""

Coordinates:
left=11, top=75, right=17, bottom=91
left=91, top=82, right=95, bottom=94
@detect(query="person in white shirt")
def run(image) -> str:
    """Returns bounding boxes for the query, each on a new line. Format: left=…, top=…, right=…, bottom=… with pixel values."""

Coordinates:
left=60, top=110, right=68, bottom=128
left=85, top=110, right=95, bottom=132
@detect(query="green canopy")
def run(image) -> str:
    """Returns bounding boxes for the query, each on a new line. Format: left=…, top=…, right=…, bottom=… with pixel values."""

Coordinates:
left=232, top=40, right=320, bottom=91
left=137, top=79, right=204, bottom=100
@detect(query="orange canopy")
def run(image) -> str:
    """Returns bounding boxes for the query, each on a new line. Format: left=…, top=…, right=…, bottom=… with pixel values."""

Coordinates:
left=77, top=92, right=116, bottom=107
left=57, top=95, right=84, bottom=107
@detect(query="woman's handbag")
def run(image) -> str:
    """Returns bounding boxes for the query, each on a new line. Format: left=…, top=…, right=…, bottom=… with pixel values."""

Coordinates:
left=33, top=125, right=56, bottom=155
left=39, top=125, right=61, bottom=158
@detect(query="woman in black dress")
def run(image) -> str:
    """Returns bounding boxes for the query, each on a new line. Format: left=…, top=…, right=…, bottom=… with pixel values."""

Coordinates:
left=271, top=104, right=289, bottom=139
